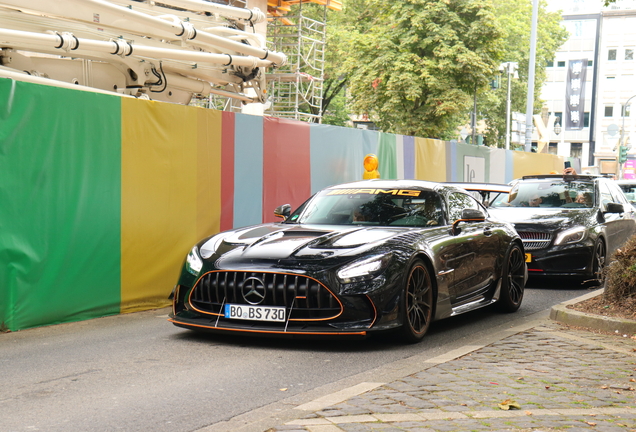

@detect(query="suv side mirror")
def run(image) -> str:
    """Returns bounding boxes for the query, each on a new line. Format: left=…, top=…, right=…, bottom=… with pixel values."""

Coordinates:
left=274, top=204, right=292, bottom=220
left=605, top=202, right=624, bottom=214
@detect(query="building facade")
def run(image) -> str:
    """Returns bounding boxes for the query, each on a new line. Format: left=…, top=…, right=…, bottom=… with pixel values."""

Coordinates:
left=543, top=0, right=636, bottom=177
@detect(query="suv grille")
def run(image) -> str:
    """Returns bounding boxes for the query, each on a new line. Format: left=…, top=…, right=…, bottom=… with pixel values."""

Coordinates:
left=518, top=231, right=552, bottom=250
left=189, top=271, right=341, bottom=321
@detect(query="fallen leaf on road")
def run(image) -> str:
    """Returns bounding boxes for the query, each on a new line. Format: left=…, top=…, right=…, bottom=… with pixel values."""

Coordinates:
left=279, top=388, right=288, bottom=391
left=586, top=422, right=597, bottom=426
left=498, top=399, right=521, bottom=410
left=490, top=382, right=499, bottom=385
left=601, top=385, right=609, bottom=389
left=545, top=386, right=550, bottom=389
left=525, top=411, right=532, bottom=415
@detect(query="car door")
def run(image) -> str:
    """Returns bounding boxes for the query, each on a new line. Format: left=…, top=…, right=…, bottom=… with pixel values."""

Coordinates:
left=443, top=192, right=501, bottom=305
left=605, top=180, right=636, bottom=251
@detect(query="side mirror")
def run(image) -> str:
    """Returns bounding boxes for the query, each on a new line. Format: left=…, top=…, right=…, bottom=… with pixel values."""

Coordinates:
left=451, top=209, right=486, bottom=235
left=274, top=204, right=292, bottom=220
left=605, top=202, right=624, bottom=214
left=461, top=209, right=486, bottom=220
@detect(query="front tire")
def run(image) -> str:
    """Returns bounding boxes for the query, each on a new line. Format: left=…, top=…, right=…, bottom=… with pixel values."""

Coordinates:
left=588, top=239, right=606, bottom=287
left=399, top=259, right=434, bottom=343
left=497, top=243, right=525, bottom=313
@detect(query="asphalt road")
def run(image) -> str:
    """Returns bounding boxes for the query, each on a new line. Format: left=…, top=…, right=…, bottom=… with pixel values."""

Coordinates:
left=0, top=280, right=591, bottom=432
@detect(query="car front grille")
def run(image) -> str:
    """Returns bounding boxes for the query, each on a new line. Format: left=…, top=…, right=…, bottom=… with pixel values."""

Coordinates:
left=189, top=271, right=342, bottom=321
left=518, top=231, right=552, bottom=251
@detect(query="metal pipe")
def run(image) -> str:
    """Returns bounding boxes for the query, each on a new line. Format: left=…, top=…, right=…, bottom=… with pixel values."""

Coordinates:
left=78, top=0, right=286, bottom=65
left=159, top=0, right=266, bottom=23
left=164, top=72, right=256, bottom=102
left=505, top=64, right=513, bottom=150
left=0, top=65, right=133, bottom=97
left=0, top=27, right=271, bottom=68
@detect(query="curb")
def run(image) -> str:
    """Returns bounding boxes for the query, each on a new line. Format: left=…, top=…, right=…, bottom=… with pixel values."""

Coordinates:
left=549, top=288, right=636, bottom=334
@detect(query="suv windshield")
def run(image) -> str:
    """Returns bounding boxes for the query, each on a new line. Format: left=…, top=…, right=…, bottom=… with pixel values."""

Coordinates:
left=490, top=180, right=594, bottom=208
left=289, top=189, right=444, bottom=227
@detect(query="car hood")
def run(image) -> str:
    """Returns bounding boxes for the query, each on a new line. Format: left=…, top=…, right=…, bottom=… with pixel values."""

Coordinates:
left=200, top=223, right=417, bottom=263
left=488, top=207, right=596, bottom=231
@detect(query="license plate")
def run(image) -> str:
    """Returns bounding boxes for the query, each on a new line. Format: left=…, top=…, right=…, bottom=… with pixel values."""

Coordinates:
left=525, top=253, right=532, bottom=262
left=224, top=304, right=286, bottom=322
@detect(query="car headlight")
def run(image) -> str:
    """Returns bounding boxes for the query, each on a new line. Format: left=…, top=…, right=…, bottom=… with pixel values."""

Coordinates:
left=554, top=226, right=586, bottom=245
left=185, top=246, right=203, bottom=276
left=337, top=253, right=392, bottom=284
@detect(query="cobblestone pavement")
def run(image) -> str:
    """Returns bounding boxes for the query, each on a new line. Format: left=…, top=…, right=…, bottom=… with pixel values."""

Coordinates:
left=266, top=322, right=636, bottom=432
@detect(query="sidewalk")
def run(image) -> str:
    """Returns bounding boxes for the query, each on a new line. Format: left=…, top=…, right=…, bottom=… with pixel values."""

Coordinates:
left=266, top=290, right=636, bottom=432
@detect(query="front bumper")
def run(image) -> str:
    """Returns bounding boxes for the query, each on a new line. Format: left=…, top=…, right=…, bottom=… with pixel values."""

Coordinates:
left=524, top=243, right=594, bottom=277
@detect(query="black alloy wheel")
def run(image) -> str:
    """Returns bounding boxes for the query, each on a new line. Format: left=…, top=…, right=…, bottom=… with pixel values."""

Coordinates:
left=496, top=243, right=525, bottom=312
left=590, top=239, right=606, bottom=286
left=400, top=259, right=434, bottom=343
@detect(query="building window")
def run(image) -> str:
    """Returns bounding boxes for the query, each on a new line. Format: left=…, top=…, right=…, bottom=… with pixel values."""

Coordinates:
left=574, top=21, right=583, bottom=37
left=584, top=112, right=590, bottom=128
left=622, top=104, right=632, bottom=116
left=548, top=143, right=558, bottom=155
left=571, top=143, right=583, bottom=159
left=554, top=112, right=563, bottom=125
left=557, top=61, right=566, bottom=67
left=547, top=60, right=554, bottom=67
left=588, top=60, right=593, bottom=66
left=627, top=49, right=634, bottom=60
left=609, top=49, right=617, bottom=60
left=605, top=106, right=614, bottom=117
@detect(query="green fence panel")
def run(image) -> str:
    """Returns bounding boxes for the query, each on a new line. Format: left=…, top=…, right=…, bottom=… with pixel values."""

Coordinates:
left=378, top=132, right=398, bottom=179
left=0, top=80, right=122, bottom=331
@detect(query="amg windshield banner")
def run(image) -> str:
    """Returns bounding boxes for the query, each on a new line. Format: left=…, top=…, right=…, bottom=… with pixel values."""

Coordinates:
left=565, top=59, right=588, bottom=130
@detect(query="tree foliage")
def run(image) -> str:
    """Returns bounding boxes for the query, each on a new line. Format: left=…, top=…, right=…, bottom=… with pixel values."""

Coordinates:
left=316, top=0, right=567, bottom=143
left=334, top=0, right=504, bottom=138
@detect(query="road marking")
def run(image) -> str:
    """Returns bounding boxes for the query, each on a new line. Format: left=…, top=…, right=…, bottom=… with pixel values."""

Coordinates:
left=423, top=345, right=483, bottom=363
left=294, top=382, right=385, bottom=411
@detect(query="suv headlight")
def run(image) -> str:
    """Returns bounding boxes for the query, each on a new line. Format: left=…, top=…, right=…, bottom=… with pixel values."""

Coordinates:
left=185, top=246, right=203, bottom=276
left=554, top=226, right=586, bottom=245
left=337, top=253, right=392, bottom=283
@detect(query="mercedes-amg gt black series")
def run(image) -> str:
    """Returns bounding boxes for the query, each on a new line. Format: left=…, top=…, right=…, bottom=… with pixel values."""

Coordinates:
left=169, top=179, right=527, bottom=342
left=488, top=174, right=636, bottom=284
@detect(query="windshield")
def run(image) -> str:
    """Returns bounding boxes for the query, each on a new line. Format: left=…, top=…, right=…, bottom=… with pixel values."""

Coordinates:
left=490, top=180, right=594, bottom=208
left=618, top=183, right=636, bottom=206
left=287, top=188, right=445, bottom=227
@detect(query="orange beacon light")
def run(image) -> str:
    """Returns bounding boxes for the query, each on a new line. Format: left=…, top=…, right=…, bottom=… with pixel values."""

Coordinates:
left=363, top=154, right=380, bottom=179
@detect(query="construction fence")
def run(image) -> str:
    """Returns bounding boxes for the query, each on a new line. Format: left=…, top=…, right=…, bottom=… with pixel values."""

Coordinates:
left=0, top=78, right=568, bottom=331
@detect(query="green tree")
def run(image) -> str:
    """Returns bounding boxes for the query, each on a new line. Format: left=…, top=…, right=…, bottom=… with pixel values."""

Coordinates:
left=478, top=0, right=568, bottom=148
left=338, top=0, right=505, bottom=138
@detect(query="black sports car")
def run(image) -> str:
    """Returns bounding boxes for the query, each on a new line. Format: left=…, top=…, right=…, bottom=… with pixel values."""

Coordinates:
left=169, top=179, right=526, bottom=342
left=488, top=174, right=636, bottom=283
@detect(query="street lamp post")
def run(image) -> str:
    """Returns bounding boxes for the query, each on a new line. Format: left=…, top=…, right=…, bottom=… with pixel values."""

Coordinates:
left=620, top=94, right=636, bottom=148
left=500, top=62, right=518, bottom=150
left=618, top=94, right=636, bottom=179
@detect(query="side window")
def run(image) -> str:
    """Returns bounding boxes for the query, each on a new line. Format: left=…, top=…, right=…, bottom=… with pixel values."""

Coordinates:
left=447, top=192, right=482, bottom=221
left=607, top=181, right=629, bottom=206
left=598, top=181, right=615, bottom=209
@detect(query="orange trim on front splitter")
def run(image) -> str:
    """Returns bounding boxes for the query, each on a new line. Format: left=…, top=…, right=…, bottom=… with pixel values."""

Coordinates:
left=167, top=318, right=367, bottom=336
left=187, top=270, right=344, bottom=322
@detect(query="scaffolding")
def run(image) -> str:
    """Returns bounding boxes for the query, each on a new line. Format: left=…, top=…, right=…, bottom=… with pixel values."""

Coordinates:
left=191, top=0, right=341, bottom=120
left=265, top=1, right=328, bottom=122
